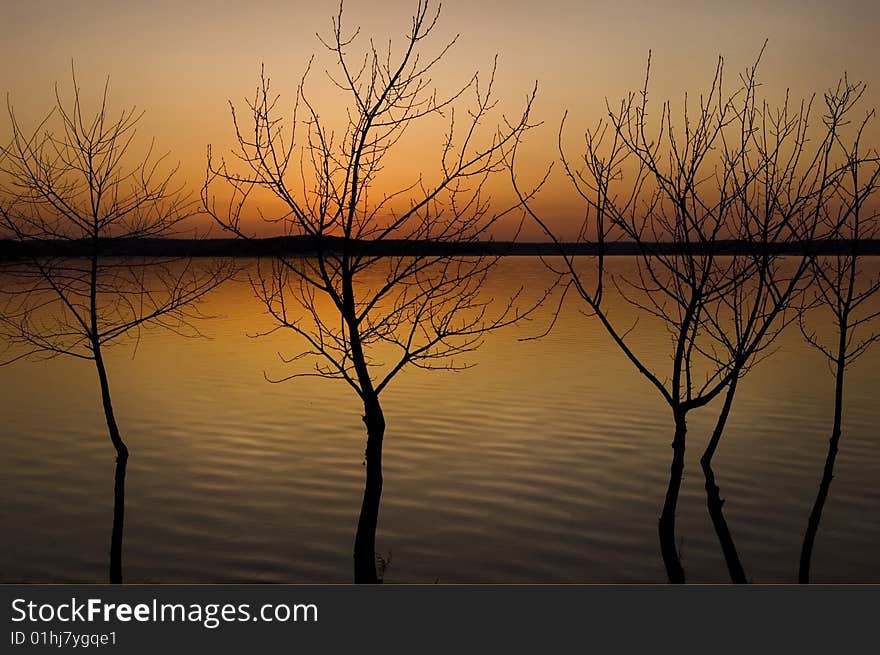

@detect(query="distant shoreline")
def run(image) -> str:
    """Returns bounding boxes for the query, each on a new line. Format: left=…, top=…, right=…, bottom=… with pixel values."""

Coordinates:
left=1, top=236, right=880, bottom=260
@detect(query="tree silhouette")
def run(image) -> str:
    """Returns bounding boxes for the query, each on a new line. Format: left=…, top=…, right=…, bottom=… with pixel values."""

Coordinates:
left=693, top=75, right=876, bottom=583
left=512, top=53, right=862, bottom=583
left=797, top=92, right=880, bottom=583
left=0, top=70, right=229, bottom=583
left=203, top=0, right=538, bottom=582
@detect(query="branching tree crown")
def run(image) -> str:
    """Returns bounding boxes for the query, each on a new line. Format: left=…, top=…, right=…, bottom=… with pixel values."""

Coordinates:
left=0, top=69, right=226, bottom=364
left=799, top=88, right=880, bottom=370
left=203, top=0, right=539, bottom=400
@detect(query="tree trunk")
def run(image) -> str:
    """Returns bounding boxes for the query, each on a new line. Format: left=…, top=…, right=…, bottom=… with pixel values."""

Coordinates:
left=93, top=344, right=128, bottom=584
left=799, top=353, right=845, bottom=584
left=110, top=454, right=127, bottom=584
left=659, top=408, right=687, bottom=583
left=94, top=346, right=127, bottom=460
left=700, top=376, right=747, bottom=583
left=353, top=392, right=385, bottom=584
left=701, top=373, right=738, bottom=468
left=701, top=460, right=748, bottom=583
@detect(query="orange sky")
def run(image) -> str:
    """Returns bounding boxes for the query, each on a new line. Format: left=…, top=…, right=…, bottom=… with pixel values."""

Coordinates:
left=2, top=0, right=879, bottom=239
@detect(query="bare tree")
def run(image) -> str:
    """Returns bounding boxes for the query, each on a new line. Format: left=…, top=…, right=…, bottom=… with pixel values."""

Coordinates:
left=693, top=74, right=873, bottom=584
left=0, top=70, right=229, bottom=583
left=512, top=53, right=859, bottom=583
left=797, top=95, right=880, bottom=583
left=203, top=0, right=538, bottom=582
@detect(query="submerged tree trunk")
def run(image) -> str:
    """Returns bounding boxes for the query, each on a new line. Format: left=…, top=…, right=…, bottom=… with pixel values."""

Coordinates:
left=110, top=453, right=128, bottom=584
left=799, top=352, right=846, bottom=584
left=701, top=461, right=748, bottom=583
left=699, top=376, right=748, bottom=583
left=93, top=344, right=128, bottom=584
left=354, top=392, right=386, bottom=584
left=659, top=408, right=687, bottom=583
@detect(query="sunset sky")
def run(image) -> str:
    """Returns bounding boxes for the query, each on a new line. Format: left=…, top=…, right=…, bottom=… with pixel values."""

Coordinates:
left=3, top=0, right=880, bottom=239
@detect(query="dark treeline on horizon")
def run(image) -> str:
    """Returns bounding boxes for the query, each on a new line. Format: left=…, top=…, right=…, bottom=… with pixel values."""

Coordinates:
left=2, top=236, right=880, bottom=260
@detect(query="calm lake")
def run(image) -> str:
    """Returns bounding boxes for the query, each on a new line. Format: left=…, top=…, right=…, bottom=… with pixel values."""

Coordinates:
left=1, top=257, right=878, bottom=583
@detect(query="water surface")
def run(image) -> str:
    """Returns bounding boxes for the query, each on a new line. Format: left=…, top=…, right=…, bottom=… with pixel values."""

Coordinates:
left=1, top=258, right=878, bottom=583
